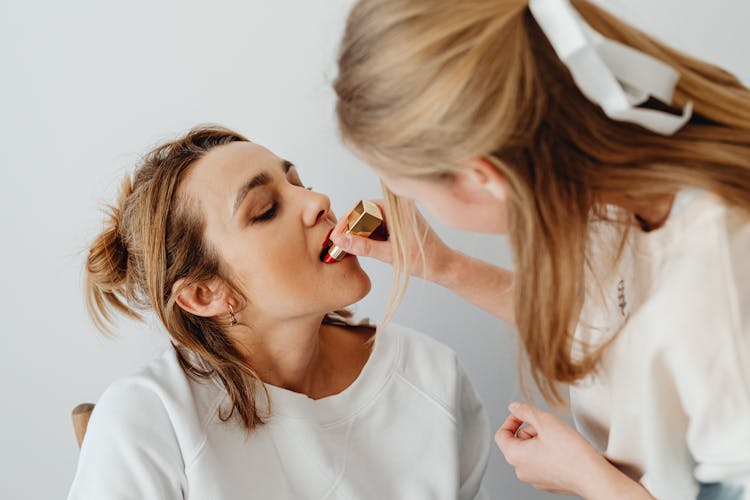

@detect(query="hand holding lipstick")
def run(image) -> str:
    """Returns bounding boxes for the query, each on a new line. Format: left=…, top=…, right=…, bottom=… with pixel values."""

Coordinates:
left=326, top=199, right=390, bottom=263
left=322, top=199, right=386, bottom=263
left=329, top=198, right=516, bottom=324
left=328, top=199, right=453, bottom=281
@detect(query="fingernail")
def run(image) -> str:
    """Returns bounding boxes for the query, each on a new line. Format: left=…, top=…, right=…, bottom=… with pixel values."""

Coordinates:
left=509, top=402, right=519, bottom=411
left=333, top=234, right=351, bottom=250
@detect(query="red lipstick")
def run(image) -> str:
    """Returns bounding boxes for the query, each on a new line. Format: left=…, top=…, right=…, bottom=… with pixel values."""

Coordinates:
left=320, top=228, right=336, bottom=262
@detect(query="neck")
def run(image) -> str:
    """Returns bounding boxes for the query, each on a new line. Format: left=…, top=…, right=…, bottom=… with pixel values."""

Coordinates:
left=234, top=314, right=327, bottom=394
left=599, top=192, right=676, bottom=231
left=230, top=313, right=372, bottom=399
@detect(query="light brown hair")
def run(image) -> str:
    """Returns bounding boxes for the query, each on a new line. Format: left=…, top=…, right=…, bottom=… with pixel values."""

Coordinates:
left=86, top=125, right=350, bottom=429
left=334, top=0, right=750, bottom=403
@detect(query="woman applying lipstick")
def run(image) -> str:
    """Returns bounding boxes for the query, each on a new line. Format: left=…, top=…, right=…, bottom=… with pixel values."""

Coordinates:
left=68, top=125, right=490, bottom=499
left=331, top=0, right=750, bottom=498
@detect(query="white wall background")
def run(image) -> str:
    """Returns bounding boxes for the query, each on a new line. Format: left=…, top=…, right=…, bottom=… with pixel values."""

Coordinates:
left=1, top=1, right=747, bottom=499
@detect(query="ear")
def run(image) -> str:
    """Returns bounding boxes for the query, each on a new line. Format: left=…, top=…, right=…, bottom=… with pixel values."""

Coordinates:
left=173, top=277, right=232, bottom=318
left=462, top=157, right=507, bottom=202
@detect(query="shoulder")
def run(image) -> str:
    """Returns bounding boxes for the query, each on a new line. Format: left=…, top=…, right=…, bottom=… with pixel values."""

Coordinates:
left=95, top=350, right=176, bottom=413
left=646, top=191, right=750, bottom=255
left=687, top=194, right=750, bottom=315
left=69, top=350, right=201, bottom=499
left=382, top=322, right=460, bottom=370
left=632, top=194, right=750, bottom=383
left=632, top=193, right=750, bottom=322
left=378, top=323, right=478, bottom=420
left=648, top=193, right=749, bottom=317
left=96, top=349, right=190, bottom=415
left=87, top=349, right=224, bottom=462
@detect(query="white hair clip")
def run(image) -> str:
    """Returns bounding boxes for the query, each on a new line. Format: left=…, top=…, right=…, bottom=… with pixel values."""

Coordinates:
left=528, top=0, right=693, bottom=135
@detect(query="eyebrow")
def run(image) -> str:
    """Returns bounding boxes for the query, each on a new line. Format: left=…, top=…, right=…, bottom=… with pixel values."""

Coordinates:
left=232, top=159, right=295, bottom=215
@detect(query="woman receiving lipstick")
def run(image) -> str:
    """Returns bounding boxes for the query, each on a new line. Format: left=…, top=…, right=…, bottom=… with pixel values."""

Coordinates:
left=68, top=125, right=490, bottom=500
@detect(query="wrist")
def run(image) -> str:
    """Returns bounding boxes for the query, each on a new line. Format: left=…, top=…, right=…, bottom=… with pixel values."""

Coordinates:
left=577, top=453, right=615, bottom=499
left=579, top=456, right=652, bottom=500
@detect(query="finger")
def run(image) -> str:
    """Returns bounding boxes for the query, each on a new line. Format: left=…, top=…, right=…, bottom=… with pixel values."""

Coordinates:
left=495, top=414, right=523, bottom=450
left=363, top=198, right=390, bottom=228
left=331, top=216, right=350, bottom=239
left=517, top=424, right=538, bottom=440
left=508, top=401, right=541, bottom=427
left=331, top=233, right=393, bottom=263
left=496, top=416, right=530, bottom=466
left=369, top=220, right=390, bottom=241
left=370, top=199, right=387, bottom=219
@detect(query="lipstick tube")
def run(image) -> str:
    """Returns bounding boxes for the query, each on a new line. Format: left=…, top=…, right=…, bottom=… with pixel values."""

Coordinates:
left=322, top=200, right=383, bottom=263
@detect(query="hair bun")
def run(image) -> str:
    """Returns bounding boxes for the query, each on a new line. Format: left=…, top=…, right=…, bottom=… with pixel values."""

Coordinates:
left=85, top=175, right=138, bottom=332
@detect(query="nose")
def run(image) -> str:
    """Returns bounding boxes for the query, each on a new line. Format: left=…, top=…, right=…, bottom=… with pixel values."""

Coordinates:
left=302, top=189, right=331, bottom=227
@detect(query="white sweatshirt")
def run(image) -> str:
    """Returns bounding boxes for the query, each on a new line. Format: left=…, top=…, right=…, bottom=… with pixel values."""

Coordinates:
left=68, top=323, right=490, bottom=500
left=571, top=191, right=750, bottom=499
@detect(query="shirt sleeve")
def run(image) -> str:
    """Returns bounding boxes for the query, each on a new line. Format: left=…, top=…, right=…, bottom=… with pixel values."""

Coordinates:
left=454, top=359, right=491, bottom=500
left=67, top=378, right=187, bottom=500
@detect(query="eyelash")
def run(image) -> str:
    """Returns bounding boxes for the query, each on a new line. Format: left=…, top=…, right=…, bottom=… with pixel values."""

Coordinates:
left=250, top=182, right=312, bottom=223
left=253, top=202, right=278, bottom=223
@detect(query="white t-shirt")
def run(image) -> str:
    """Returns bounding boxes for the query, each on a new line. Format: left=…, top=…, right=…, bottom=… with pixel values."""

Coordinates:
left=68, top=323, right=490, bottom=500
left=571, top=191, right=750, bottom=499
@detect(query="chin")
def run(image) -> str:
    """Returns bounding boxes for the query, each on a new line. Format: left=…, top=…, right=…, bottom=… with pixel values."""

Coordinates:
left=356, top=275, right=372, bottom=301
left=336, top=265, right=372, bottom=308
left=349, top=268, right=372, bottom=303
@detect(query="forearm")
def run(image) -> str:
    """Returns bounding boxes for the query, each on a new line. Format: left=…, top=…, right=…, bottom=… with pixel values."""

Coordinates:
left=431, top=249, right=515, bottom=325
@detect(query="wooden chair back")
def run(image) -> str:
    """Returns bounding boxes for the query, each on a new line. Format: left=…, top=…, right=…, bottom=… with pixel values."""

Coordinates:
left=72, top=403, right=95, bottom=448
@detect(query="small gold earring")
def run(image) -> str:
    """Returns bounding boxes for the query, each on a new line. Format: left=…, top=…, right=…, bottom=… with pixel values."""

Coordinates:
left=228, top=304, right=238, bottom=326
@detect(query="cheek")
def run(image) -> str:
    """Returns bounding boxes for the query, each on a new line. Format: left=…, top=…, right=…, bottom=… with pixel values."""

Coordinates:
left=385, top=174, right=508, bottom=234
left=238, top=250, right=314, bottom=309
left=422, top=195, right=508, bottom=234
left=218, top=234, right=304, bottom=309
left=388, top=182, right=463, bottom=227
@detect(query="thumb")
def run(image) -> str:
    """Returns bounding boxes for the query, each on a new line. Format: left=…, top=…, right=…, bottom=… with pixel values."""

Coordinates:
left=508, top=401, right=540, bottom=427
left=331, top=216, right=349, bottom=238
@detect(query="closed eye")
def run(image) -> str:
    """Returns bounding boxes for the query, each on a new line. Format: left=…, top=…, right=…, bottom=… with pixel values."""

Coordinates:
left=252, top=202, right=278, bottom=223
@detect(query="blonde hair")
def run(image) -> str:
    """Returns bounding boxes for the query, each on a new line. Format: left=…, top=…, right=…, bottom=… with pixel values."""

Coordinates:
left=86, top=125, right=353, bottom=429
left=334, top=0, right=750, bottom=403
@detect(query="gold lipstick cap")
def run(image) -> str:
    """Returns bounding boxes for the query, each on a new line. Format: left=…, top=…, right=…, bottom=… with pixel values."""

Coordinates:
left=326, top=200, right=383, bottom=262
